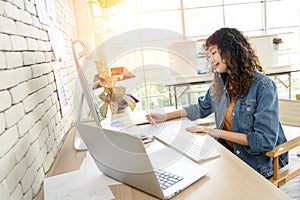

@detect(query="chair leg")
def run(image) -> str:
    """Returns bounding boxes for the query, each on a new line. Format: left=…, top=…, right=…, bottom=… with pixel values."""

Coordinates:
left=273, top=157, right=279, bottom=180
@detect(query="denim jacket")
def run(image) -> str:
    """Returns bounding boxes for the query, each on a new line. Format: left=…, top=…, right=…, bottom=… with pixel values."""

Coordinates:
left=184, top=71, right=288, bottom=178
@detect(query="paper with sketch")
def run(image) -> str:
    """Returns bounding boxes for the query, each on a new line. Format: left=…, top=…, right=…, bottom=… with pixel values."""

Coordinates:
left=44, top=152, right=119, bottom=200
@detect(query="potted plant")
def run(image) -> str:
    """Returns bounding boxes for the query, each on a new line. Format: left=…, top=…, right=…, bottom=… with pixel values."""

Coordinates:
left=273, top=37, right=283, bottom=50
left=96, top=68, right=137, bottom=118
left=93, top=51, right=137, bottom=118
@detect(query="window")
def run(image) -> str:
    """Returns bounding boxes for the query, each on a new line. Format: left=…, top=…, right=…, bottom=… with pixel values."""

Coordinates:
left=266, top=0, right=300, bottom=29
left=184, top=7, right=224, bottom=37
left=73, top=0, right=300, bottom=108
left=224, top=3, right=264, bottom=32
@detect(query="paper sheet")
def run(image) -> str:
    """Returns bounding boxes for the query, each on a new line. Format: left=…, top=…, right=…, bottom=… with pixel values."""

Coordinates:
left=44, top=152, right=119, bottom=200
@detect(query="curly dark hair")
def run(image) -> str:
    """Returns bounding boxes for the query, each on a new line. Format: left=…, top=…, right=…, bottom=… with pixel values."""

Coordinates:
left=204, top=28, right=264, bottom=99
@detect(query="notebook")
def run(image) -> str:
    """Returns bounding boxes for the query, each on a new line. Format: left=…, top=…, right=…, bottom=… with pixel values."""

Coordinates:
left=76, top=123, right=209, bottom=200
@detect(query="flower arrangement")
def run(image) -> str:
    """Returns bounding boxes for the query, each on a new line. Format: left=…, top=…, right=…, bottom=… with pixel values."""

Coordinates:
left=97, top=69, right=136, bottom=118
left=93, top=51, right=137, bottom=118
left=273, top=37, right=283, bottom=45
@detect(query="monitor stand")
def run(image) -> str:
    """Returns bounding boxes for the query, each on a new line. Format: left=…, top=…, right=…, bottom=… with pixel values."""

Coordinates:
left=73, top=93, right=88, bottom=151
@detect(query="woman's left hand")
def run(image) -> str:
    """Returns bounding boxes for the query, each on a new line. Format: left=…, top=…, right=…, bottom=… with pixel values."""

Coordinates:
left=186, top=126, right=222, bottom=138
left=185, top=126, right=209, bottom=134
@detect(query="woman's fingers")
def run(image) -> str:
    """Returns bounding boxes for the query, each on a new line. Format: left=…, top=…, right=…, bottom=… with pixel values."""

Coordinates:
left=186, top=126, right=208, bottom=133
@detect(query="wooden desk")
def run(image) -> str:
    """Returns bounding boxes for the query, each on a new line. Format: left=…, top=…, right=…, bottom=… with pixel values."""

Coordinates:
left=37, top=122, right=291, bottom=200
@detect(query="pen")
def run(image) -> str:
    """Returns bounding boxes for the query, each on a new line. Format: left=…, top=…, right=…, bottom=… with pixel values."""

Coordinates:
left=136, top=121, right=150, bottom=126
left=146, top=110, right=158, bottom=128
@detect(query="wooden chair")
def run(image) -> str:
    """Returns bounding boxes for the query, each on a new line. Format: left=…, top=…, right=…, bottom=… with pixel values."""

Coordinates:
left=266, top=99, right=300, bottom=187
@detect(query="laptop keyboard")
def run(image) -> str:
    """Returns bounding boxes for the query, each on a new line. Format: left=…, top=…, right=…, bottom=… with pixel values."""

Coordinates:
left=155, top=169, right=183, bottom=190
left=154, top=132, right=219, bottom=162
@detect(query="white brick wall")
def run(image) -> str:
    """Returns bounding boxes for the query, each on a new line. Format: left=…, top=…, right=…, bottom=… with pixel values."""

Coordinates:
left=6, top=159, right=26, bottom=194
left=40, top=29, right=48, bottom=41
left=0, top=0, right=78, bottom=199
left=34, top=146, right=47, bottom=171
left=0, top=68, right=31, bottom=90
left=43, top=98, right=52, bottom=112
left=32, top=103, right=45, bottom=122
left=0, top=180, right=9, bottom=200
left=30, top=26, right=40, bottom=39
left=0, top=126, right=18, bottom=157
left=44, top=52, right=53, bottom=62
left=11, top=35, right=27, bottom=51
left=0, top=52, right=6, bottom=69
left=46, top=132, right=54, bottom=152
left=0, top=113, right=5, bottom=134
left=0, top=150, right=16, bottom=182
left=0, top=16, right=17, bottom=35
left=27, top=75, right=48, bottom=94
left=26, top=38, right=38, bottom=51
left=32, top=167, right=44, bottom=195
left=23, top=93, right=38, bottom=113
left=43, top=151, right=54, bottom=173
left=13, top=135, right=30, bottom=163
left=24, top=139, right=40, bottom=167
left=21, top=159, right=37, bottom=193
left=12, top=0, right=24, bottom=10
left=0, top=1, right=4, bottom=15
left=31, top=15, right=42, bottom=29
left=39, top=128, right=49, bottom=150
left=28, top=121, right=42, bottom=144
left=0, top=33, right=12, bottom=51
left=36, top=51, right=45, bottom=63
left=19, top=9, right=32, bottom=25
left=5, top=52, right=23, bottom=68
left=22, top=51, right=36, bottom=65
left=0, top=91, right=11, bottom=112
left=3, top=1, right=20, bottom=21
left=8, top=184, right=22, bottom=200
left=9, top=82, right=29, bottom=104
left=16, top=21, right=30, bottom=37
left=4, top=103, right=25, bottom=128
left=24, top=0, right=36, bottom=15
left=22, top=189, right=32, bottom=200
left=17, top=112, right=34, bottom=137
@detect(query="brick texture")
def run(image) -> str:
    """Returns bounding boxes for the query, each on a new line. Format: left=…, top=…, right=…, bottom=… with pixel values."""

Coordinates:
left=0, top=0, right=78, bottom=199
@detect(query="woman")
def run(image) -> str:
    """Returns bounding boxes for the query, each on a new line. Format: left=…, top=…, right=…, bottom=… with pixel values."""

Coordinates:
left=147, top=28, right=288, bottom=179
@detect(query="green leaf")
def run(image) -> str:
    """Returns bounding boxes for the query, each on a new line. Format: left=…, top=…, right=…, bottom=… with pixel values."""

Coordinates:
left=124, top=96, right=136, bottom=111
left=105, top=76, right=119, bottom=88
left=111, top=86, right=126, bottom=102
left=99, top=91, right=106, bottom=101
left=110, top=102, right=119, bottom=114
left=99, top=68, right=109, bottom=81
left=100, top=102, right=108, bottom=118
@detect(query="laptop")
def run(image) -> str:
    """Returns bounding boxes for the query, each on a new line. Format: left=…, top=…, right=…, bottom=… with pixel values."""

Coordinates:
left=76, top=123, right=209, bottom=200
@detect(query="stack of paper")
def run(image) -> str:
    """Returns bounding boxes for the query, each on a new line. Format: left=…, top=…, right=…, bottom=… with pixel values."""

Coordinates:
left=44, top=152, right=119, bottom=200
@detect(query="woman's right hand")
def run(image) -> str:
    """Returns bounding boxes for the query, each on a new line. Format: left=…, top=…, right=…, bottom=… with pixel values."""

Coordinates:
left=146, top=113, right=167, bottom=124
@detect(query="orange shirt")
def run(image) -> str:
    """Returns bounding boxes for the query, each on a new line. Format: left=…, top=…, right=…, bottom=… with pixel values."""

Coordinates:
left=223, top=98, right=234, bottom=148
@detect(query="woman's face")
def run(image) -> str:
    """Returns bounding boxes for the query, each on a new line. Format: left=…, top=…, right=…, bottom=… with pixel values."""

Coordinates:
left=207, top=45, right=228, bottom=73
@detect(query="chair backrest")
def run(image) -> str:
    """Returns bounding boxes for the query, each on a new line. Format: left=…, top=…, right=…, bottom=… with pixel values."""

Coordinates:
left=278, top=99, right=300, bottom=127
left=267, top=99, right=300, bottom=187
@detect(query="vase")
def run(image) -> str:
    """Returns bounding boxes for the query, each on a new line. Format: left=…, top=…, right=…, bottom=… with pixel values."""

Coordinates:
left=273, top=44, right=279, bottom=50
